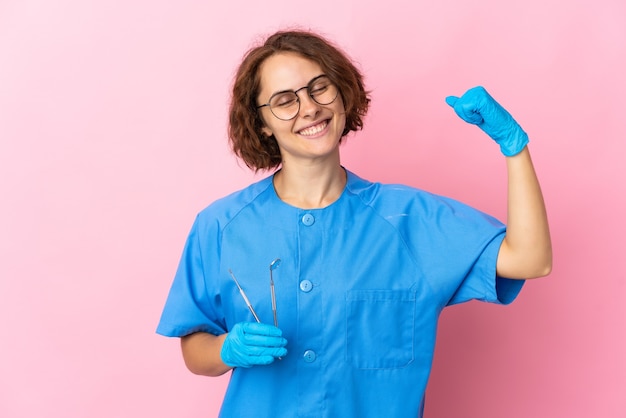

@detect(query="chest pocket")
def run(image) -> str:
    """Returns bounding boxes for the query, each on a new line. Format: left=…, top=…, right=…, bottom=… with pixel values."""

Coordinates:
left=346, top=289, right=416, bottom=369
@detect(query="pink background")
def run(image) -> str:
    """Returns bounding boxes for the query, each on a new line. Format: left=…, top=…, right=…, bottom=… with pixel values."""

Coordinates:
left=1, top=0, right=624, bottom=417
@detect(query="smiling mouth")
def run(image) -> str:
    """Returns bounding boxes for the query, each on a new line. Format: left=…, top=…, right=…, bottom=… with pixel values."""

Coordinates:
left=298, top=120, right=329, bottom=136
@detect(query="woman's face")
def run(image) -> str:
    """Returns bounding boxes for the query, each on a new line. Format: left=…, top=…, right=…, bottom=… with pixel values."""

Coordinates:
left=257, top=52, right=346, bottom=167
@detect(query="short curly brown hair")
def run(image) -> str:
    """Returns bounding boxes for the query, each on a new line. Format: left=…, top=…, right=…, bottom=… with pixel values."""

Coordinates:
left=228, top=30, right=371, bottom=171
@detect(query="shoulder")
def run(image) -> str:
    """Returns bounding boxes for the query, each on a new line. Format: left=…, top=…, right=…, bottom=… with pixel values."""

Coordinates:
left=344, top=169, right=502, bottom=229
left=194, top=175, right=274, bottom=230
left=345, top=169, right=457, bottom=214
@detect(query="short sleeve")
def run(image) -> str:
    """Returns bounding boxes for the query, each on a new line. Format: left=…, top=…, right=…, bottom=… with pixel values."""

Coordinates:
left=156, top=215, right=226, bottom=337
left=446, top=230, right=524, bottom=306
left=365, top=182, right=526, bottom=309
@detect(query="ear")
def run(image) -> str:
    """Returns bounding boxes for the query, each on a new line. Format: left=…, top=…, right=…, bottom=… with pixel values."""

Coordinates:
left=261, top=125, right=273, bottom=137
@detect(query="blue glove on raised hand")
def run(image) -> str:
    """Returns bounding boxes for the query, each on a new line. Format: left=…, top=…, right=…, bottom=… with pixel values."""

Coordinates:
left=220, top=322, right=288, bottom=368
left=445, top=86, right=528, bottom=157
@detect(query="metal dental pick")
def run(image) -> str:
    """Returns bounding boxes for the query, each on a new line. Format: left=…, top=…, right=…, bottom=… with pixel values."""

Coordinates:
left=228, top=269, right=261, bottom=323
left=269, top=258, right=281, bottom=327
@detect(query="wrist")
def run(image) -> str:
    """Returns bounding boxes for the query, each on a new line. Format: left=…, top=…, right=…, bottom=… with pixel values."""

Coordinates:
left=499, top=129, right=529, bottom=157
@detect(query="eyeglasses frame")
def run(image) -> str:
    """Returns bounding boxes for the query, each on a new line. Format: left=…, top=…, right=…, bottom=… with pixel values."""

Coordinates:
left=256, top=74, right=339, bottom=121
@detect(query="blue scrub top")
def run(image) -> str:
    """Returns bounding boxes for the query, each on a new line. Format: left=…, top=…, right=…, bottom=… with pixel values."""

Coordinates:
left=157, top=169, right=524, bottom=418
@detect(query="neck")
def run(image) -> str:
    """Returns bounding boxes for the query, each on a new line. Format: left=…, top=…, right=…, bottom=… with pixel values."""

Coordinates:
left=273, top=158, right=346, bottom=209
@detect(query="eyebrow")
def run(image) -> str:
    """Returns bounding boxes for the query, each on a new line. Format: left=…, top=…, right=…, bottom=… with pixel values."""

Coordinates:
left=267, top=74, right=326, bottom=98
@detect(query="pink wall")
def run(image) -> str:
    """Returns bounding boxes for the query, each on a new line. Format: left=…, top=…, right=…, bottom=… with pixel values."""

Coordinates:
left=1, top=0, right=624, bottom=417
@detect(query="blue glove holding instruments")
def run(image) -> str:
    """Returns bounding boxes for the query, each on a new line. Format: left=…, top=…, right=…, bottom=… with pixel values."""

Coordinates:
left=220, top=322, right=288, bottom=368
left=445, top=86, right=528, bottom=157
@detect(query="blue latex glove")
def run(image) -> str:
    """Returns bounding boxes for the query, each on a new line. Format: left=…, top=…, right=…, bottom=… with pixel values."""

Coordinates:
left=220, top=322, right=288, bottom=368
left=445, top=86, right=528, bottom=157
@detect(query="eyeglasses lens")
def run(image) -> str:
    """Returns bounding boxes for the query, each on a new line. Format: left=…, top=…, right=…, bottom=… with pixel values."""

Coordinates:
left=269, top=77, right=338, bottom=120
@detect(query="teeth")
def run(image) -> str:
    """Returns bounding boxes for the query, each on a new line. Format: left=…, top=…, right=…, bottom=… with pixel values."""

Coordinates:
left=299, top=121, right=328, bottom=136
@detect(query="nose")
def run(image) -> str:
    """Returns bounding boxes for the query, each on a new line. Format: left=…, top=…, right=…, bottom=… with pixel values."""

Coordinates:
left=297, top=90, right=321, bottom=118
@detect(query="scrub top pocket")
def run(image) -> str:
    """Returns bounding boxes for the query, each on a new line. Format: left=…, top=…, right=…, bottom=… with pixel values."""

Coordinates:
left=346, top=288, right=416, bottom=369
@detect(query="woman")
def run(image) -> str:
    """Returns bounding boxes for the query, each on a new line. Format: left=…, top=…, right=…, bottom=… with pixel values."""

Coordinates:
left=157, top=30, right=551, bottom=417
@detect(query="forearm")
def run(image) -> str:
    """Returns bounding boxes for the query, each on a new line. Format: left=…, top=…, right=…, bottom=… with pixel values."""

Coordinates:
left=497, top=146, right=552, bottom=279
left=180, top=332, right=232, bottom=376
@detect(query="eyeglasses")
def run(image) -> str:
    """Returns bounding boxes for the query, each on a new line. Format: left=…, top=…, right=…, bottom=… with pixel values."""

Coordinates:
left=257, top=75, right=339, bottom=121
